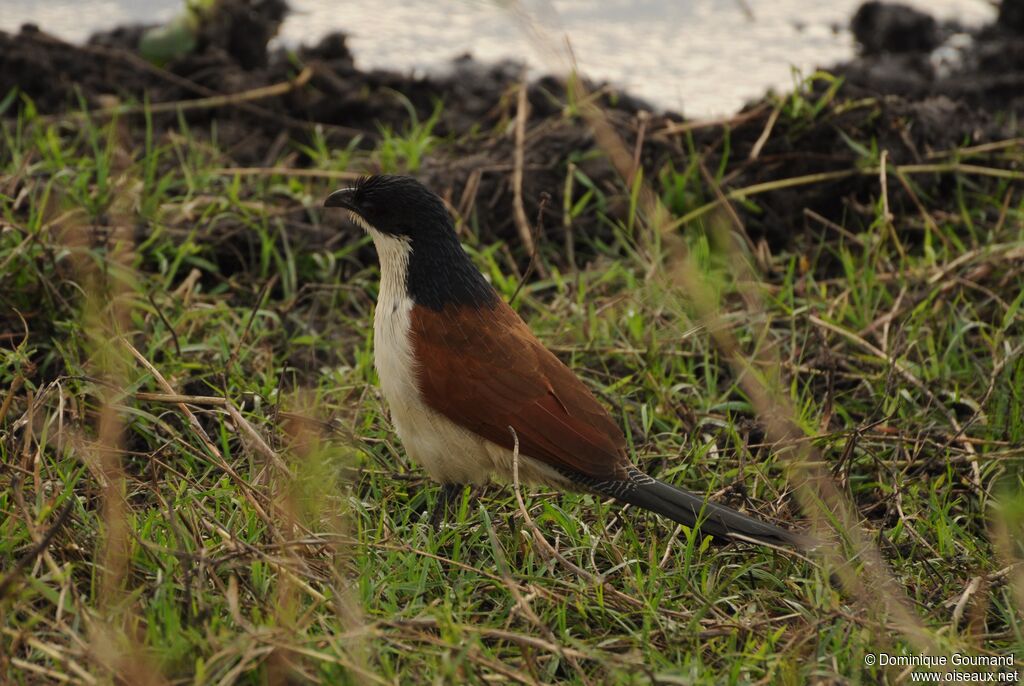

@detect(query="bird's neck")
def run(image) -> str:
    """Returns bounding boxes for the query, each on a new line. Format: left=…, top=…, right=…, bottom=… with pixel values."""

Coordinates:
left=369, top=228, right=413, bottom=311
left=370, top=228, right=497, bottom=311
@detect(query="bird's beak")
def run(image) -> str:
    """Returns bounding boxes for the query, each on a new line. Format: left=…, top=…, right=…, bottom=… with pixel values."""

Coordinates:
left=323, top=188, right=358, bottom=212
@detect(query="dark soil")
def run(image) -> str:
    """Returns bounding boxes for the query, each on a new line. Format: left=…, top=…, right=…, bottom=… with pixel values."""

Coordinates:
left=851, top=2, right=941, bottom=54
left=0, top=0, right=1021, bottom=266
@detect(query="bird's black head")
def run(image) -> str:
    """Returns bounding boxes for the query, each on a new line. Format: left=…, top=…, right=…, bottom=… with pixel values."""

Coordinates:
left=323, top=175, right=497, bottom=310
left=323, top=175, right=454, bottom=240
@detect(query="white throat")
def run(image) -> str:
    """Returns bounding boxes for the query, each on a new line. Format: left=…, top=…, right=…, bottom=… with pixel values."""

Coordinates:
left=367, top=227, right=412, bottom=308
left=348, top=213, right=412, bottom=303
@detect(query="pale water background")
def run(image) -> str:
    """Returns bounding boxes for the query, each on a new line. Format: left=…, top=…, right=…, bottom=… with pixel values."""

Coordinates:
left=0, top=0, right=994, bottom=115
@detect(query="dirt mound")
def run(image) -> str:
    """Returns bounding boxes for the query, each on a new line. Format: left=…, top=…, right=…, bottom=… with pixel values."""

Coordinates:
left=851, top=2, right=941, bottom=54
left=0, top=0, right=1020, bottom=266
left=836, top=0, right=1024, bottom=114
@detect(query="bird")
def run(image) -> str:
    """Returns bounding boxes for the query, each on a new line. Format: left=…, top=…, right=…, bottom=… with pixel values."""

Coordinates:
left=324, top=174, right=805, bottom=547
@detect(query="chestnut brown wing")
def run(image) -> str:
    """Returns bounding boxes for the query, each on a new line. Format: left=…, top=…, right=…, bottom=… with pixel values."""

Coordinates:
left=409, top=300, right=630, bottom=480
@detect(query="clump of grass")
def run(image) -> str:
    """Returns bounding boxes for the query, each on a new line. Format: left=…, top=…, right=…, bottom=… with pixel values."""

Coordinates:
left=1, top=70, right=1023, bottom=686
left=376, top=94, right=443, bottom=173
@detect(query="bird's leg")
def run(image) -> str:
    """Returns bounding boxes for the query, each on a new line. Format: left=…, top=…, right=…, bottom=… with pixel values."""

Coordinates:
left=430, top=483, right=465, bottom=530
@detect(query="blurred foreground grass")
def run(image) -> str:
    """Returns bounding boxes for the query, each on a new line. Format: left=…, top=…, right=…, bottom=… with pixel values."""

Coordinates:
left=1, top=81, right=1024, bottom=684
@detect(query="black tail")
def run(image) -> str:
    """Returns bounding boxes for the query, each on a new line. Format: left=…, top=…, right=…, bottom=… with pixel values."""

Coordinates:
left=615, top=476, right=806, bottom=548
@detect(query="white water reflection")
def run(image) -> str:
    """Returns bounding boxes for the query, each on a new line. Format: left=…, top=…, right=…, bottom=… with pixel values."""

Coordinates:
left=0, top=0, right=995, bottom=115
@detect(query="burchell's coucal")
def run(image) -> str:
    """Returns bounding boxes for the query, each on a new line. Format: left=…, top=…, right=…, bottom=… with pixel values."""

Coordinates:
left=325, top=174, right=804, bottom=547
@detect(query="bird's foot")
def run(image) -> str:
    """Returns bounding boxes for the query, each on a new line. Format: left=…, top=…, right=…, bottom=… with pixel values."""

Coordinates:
left=429, top=483, right=465, bottom=531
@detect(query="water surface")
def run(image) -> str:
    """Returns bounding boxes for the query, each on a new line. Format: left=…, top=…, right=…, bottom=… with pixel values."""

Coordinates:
left=0, top=0, right=994, bottom=115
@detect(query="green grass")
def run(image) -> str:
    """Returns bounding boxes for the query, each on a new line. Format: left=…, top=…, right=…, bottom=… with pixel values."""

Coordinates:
left=1, top=87, right=1023, bottom=685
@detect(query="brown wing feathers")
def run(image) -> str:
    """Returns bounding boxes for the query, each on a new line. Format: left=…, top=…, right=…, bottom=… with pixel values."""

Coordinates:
left=409, top=298, right=806, bottom=547
left=410, top=300, right=630, bottom=481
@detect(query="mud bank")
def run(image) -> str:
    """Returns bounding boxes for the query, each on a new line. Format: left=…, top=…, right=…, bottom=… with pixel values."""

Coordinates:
left=1, top=0, right=1021, bottom=263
